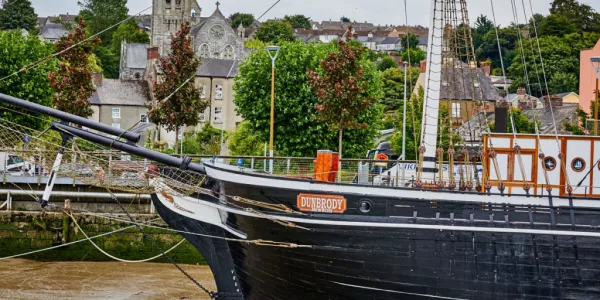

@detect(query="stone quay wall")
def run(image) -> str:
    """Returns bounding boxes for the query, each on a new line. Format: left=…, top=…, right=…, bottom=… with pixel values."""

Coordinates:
left=0, top=211, right=206, bottom=264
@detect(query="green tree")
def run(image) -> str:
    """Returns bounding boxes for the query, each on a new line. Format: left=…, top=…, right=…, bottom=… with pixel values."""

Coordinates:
left=550, top=0, right=600, bottom=34
left=549, top=72, right=578, bottom=94
left=400, top=48, right=425, bottom=65
left=78, top=0, right=128, bottom=46
left=229, top=121, right=265, bottom=156
left=538, top=14, right=577, bottom=37
left=476, top=26, right=518, bottom=70
left=473, top=15, right=493, bottom=51
left=93, top=46, right=119, bottom=79
left=401, top=33, right=419, bottom=50
left=233, top=40, right=382, bottom=158
left=48, top=18, right=99, bottom=118
left=307, top=36, right=379, bottom=163
left=0, top=30, right=57, bottom=130
left=230, top=13, right=254, bottom=28
left=340, top=16, right=351, bottom=23
left=0, top=0, right=37, bottom=33
left=380, top=67, right=420, bottom=112
left=255, top=20, right=294, bottom=44
left=377, top=56, right=397, bottom=71
left=148, top=23, right=208, bottom=150
left=182, top=124, right=222, bottom=155
left=283, top=14, right=312, bottom=29
left=111, top=18, right=150, bottom=54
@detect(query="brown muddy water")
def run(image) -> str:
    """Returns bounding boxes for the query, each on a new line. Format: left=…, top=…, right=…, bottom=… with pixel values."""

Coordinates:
left=0, top=259, right=216, bottom=299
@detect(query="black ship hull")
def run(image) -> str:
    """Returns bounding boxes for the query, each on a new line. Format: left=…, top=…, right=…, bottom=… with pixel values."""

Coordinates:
left=152, top=164, right=600, bottom=300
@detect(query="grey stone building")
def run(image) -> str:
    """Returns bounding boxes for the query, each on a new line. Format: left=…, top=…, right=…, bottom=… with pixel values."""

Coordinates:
left=151, top=0, right=202, bottom=55
left=191, top=5, right=244, bottom=60
left=88, top=75, right=153, bottom=146
left=120, top=42, right=149, bottom=81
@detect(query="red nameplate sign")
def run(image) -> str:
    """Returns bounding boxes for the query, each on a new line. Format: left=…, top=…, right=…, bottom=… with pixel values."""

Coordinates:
left=297, top=194, right=347, bottom=214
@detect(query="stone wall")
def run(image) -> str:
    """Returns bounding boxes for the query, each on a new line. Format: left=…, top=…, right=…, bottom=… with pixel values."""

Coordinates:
left=0, top=211, right=206, bottom=264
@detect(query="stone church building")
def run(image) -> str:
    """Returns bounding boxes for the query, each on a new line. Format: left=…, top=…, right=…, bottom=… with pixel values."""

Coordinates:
left=146, top=0, right=247, bottom=145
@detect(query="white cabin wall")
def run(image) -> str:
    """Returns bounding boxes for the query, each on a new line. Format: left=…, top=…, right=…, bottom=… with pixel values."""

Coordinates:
left=566, top=140, right=592, bottom=196
left=592, top=140, right=600, bottom=195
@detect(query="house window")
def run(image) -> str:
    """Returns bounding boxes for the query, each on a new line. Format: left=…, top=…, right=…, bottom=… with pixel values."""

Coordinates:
left=134, top=72, right=141, bottom=80
left=140, top=114, right=148, bottom=123
left=214, top=107, right=223, bottom=124
left=224, top=45, right=234, bottom=60
left=200, top=85, right=206, bottom=98
left=452, top=103, right=461, bottom=118
left=199, top=108, right=207, bottom=122
left=199, top=44, right=210, bottom=58
left=112, top=123, right=121, bottom=129
left=215, top=84, right=223, bottom=100
left=112, top=108, right=121, bottom=119
left=191, top=8, right=196, bottom=17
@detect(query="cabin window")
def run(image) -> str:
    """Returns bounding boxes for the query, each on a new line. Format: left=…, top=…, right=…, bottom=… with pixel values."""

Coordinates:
left=112, top=108, right=121, bottom=119
left=140, top=114, right=148, bottom=123
left=451, top=103, right=461, bottom=118
left=215, top=84, right=223, bottom=100
left=543, top=157, right=556, bottom=171
left=571, top=158, right=586, bottom=173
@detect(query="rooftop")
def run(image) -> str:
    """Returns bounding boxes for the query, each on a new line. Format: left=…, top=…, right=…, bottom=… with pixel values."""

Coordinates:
left=88, top=79, right=150, bottom=106
left=441, top=68, right=499, bottom=101
left=196, top=59, right=239, bottom=78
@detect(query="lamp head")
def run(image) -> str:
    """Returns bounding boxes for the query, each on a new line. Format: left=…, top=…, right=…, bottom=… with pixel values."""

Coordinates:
left=592, top=56, right=600, bottom=72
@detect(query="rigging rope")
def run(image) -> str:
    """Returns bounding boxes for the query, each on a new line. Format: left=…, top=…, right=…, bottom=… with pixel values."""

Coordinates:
left=489, top=0, right=529, bottom=190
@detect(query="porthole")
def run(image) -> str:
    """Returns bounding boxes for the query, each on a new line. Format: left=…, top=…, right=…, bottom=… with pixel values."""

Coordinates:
left=542, top=156, right=556, bottom=171
left=358, top=199, right=373, bottom=214
left=571, top=157, right=586, bottom=173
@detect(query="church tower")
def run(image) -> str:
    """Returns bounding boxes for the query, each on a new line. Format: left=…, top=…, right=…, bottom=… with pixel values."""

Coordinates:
left=151, top=0, right=202, bottom=55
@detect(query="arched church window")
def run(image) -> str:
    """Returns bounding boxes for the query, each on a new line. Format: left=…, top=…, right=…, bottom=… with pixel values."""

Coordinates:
left=224, top=45, right=234, bottom=60
left=191, top=8, right=197, bottom=17
left=199, top=44, right=210, bottom=58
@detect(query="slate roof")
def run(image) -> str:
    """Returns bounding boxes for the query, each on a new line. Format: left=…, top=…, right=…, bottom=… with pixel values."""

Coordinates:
left=196, top=59, right=239, bottom=78
left=124, top=43, right=149, bottom=69
left=440, top=68, right=499, bottom=101
left=41, top=23, right=67, bottom=40
left=88, top=79, right=150, bottom=106
left=379, top=37, right=401, bottom=45
left=58, top=14, right=76, bottom=22
left=37, top=17, right=47, bottom=27
left=523, top=104, right=579, bottom=134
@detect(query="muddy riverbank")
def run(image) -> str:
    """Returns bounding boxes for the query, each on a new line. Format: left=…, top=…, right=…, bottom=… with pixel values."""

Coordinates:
left=0, top=259, right=216, bottom=299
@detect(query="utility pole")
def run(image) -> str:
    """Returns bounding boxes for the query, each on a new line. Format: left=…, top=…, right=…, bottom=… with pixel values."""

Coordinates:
left=401, top=61, right=409, bottom=186
left=591, top=57, right=600, bottom=135
left=266, top=46, right=280, bottom=174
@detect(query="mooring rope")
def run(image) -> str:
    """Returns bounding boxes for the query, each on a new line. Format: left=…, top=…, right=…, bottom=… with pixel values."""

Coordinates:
left=65, top=211, right=186, bottom=263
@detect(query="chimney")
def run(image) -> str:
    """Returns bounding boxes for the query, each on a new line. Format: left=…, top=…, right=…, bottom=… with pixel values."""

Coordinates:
left=517, top=87, right=526, bottom=96
left=420, top=60, right=427, bottom=73
left=543, top=95, right=563, bottom=109
left=147, top=46, right=159, bottom=61
left=480, top=61, right=491, bottom=77
left=92, top=72, right=103, bottom=87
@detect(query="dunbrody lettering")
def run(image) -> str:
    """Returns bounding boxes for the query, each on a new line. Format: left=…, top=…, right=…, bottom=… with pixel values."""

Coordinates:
left=296, top=194, right=347, bottom=214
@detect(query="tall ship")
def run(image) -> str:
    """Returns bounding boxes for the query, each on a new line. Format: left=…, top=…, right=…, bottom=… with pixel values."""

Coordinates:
left=0, top=0, right=599, bottom=299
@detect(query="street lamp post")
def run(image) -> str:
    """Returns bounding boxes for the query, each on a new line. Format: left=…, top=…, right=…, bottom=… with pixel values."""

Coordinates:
left=592, top=57, right=600, bottom=136
left=266, top=46, right=280, bottom=174
left=401, top=61, right=409, bottom=187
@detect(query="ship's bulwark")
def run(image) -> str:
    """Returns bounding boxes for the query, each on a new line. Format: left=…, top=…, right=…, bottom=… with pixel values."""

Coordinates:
left=152, top=179, right=600, bottom=300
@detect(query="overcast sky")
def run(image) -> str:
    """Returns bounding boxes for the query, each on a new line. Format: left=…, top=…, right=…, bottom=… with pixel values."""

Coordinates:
left=29, top=0, right=600, bottom=27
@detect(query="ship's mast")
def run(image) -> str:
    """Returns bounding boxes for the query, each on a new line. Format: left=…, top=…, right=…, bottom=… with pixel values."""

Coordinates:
left=419, top=0, right=443, bottom=180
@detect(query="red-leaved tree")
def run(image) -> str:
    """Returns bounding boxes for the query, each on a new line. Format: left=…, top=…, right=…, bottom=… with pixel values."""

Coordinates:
left=307, top=30, right=374, bottom=162
left=48, top=17, right=99, bottom=118
left=148, top=23, right=207, bottom=149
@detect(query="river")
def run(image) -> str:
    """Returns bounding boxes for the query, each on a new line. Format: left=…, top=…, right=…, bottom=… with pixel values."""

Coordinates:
left=0, top=259, right=216, bottom=299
